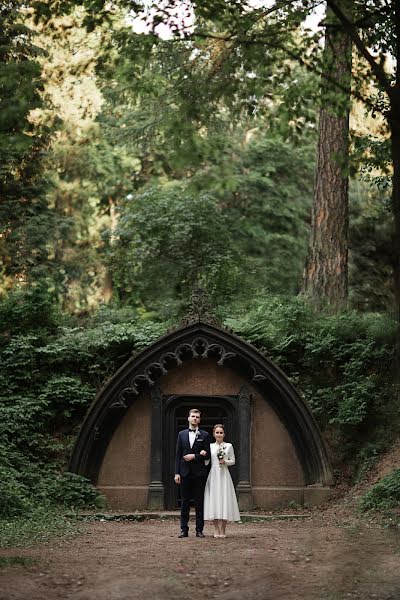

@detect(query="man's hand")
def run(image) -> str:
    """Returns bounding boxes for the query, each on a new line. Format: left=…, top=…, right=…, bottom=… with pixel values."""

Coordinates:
left=199, top=450, right=207, bottom=456
left=183, top=453, right=195, bottom=461
left=174, top=474, right=181, bottom=485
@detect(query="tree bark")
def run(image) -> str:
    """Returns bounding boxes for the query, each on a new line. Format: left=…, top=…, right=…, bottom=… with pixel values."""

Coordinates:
left=389, top=1, right=400, bottom=369
left=391, top=117, right=400, bottom=378
left=390, top=112, right=400, bottom=318
left=301, top=5, right=352, bottom=311
left=102, top=196, right=117, bottom=303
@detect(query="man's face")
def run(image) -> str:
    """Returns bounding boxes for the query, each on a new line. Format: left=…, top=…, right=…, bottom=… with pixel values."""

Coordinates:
left=188, top=411, right=201, bottom=428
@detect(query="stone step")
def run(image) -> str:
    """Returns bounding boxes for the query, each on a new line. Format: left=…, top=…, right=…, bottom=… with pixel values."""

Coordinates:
left=65, top=511, right=310, bottom=522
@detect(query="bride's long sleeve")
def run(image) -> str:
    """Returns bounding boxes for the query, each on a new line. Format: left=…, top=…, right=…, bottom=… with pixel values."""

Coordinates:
left=224, top=443, right=236, bottom=466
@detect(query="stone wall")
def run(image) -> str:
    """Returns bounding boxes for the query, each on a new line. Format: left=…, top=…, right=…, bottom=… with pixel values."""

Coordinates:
left=97, top=358, right=319, bottom=510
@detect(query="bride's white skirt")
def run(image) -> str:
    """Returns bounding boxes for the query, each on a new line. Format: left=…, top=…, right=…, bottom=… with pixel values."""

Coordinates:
left=203, top=465, right=240, bottom=522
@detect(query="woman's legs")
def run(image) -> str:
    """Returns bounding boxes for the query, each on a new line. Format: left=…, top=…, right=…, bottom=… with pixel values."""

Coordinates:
left=213, top=519, right=220, bottom=537
left=219, top=519, right=227, bottom=537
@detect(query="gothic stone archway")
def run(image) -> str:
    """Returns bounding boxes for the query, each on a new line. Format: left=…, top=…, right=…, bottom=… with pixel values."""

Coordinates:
left=69, top=321, right=334, bottom=510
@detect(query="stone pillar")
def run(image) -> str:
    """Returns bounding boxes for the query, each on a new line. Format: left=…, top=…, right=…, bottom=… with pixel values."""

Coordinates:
left=237, top=385, right=253, bottom=511
left=147, top=387, right=164, bottom=509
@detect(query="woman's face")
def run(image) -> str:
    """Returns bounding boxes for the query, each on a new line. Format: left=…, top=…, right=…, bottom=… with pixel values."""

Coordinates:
left=214, top=427, right=225, bottom=442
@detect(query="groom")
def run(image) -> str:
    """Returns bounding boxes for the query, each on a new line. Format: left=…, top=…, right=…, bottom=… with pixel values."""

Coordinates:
left=174, top=408, right=211, bottom=538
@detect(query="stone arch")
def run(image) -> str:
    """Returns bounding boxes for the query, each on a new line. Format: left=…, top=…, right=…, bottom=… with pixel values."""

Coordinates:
left=69, top=321, right=333, bottom=497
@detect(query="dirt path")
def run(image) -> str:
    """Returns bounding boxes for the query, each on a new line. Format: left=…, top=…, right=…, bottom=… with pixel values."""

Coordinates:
left=1, top=516, right=400, bottom=600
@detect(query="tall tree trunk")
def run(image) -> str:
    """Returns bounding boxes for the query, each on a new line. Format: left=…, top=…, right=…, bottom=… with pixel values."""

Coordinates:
left=389, top=1, right=400, bottom=369
left=301, top=5, right=352, bottom=311
left=102, top=196, right=118, bottom=303
left=391, top=107, right=400, bottom=318
left=391, top=114, right=400, bottom=374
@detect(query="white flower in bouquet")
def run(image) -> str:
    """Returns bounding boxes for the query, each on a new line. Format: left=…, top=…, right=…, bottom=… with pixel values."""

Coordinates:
left=217, top=443, right=226, bottom=467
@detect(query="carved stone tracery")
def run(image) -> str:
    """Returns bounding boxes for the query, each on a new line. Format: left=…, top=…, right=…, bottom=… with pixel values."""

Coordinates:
left=125, top=335, right=238, bottom=396
left=180, top=287, right=220, bottom=327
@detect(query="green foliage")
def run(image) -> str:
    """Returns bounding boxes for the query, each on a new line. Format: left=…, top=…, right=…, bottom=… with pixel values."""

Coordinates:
left=95, top=7, right=317, bottom=310
left=349, top=179, right=393, bottom=312
left=39, top=376, right=94, bottom=414
left=108, top=184, right=243, bottom=313
left=354, top=443, right=382, bottom=483
left=0, top=462, right=32, bottom=519
left=24, top=1, right=398, bottom=315
left=97, top=121, right=315, bottom=312
left=227, top=294, right=397, bottom=470
left=189, top=131, right=315, bottom=297
left=30, top=10, right=136, bottom=311
left=0, top=3, right=52, bottom=290
left=101, top=1, right=320, bottom=149
left=38, top=312, right=166, bottom=381
left=0, top=556, right=37, bottom=568
left=0, top=507, right=82, bottom=548
left=0, top=284, right=164, bottom=520
left=0, top=281, right=59, bottom=336
left=42, top=472, right=107, bottom=509
left=359, top=469, right=400, bottom=512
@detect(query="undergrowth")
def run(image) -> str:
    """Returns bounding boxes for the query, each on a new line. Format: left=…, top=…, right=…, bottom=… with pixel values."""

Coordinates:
left=359, top=469, right=400, bottom=513
left=0, top=507, right=83, bottom=548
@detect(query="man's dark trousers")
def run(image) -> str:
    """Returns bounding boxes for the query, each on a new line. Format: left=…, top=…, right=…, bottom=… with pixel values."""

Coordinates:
left=180, top=471, right=207, bottom=534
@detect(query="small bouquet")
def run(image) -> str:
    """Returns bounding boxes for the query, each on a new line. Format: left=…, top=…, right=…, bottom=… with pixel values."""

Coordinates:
left=216, top=443, right=226, bottom=467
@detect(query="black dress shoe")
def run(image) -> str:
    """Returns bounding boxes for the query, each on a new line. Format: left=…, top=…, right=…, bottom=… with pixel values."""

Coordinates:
left=178, top=531, right=188, bottom=538
left=196, top=531, right=205, bottom=538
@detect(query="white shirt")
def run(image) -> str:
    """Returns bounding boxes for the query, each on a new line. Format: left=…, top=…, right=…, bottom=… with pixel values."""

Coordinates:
left=188, top=427, right=198, bottom=448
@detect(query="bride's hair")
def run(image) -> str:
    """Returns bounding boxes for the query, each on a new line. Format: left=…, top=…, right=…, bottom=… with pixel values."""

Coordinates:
left=213, top=423, right=225, bottom=435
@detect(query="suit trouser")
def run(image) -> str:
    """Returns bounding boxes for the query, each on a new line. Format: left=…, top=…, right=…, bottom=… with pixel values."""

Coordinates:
left=180, top=474, right=207, bottom=533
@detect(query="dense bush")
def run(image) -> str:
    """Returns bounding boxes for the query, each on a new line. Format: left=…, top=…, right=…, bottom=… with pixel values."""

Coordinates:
left=0, top=285, right=163, bottom=518
left=42, top=472, right=107, bottom=509
left=359, top=469, right=400, bottom=512
left=0, top=462, right=31, bottom=518
left=227, top=294, right=397, bottom=472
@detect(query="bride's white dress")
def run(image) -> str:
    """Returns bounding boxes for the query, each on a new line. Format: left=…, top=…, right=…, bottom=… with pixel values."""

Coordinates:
left=203, top=442, right=240, bottom=522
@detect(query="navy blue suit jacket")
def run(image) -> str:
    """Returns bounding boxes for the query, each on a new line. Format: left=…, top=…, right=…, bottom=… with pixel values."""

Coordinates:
left=175, top=428, right=211, bottom=478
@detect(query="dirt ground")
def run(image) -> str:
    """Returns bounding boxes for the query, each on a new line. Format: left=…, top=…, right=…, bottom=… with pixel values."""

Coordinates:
left=1, top=513, right=400, bottom=600
left=3, top=423, right=400, bottom=599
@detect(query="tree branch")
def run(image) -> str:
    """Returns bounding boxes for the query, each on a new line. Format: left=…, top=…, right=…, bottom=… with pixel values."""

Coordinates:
left=192, top=30, right=385, bottom=118
left=250, top=0, right=321, bottom=24
left=326, top=0, right=391, bottom=94
left=262, top=39, right=380, bottom=116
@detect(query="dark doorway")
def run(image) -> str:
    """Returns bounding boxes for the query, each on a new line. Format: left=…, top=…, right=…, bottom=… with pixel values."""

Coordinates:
left=163, top=395, right=239, bottom=509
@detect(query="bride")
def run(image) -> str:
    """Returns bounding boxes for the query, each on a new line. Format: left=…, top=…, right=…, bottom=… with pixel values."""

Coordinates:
left=203, top=423, right=240, bottom=537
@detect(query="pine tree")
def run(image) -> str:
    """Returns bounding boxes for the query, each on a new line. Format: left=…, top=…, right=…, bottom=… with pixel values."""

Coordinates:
left=302, top=3, right=352, bottom=310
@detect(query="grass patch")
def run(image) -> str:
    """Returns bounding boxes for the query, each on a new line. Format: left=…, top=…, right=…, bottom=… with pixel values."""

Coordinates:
left=0, top=506, right=83, bottom=548
left=66, top=512, right=145, bottom=522
left=359, top=469, right=400, bottom=512
left=0, top=556, right=37, bottom=568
